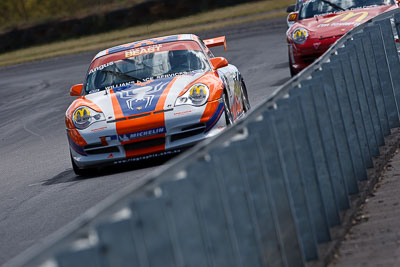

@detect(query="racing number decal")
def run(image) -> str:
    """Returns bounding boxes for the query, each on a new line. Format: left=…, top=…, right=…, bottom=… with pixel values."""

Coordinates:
left=324, top=11, right=369, bottom=23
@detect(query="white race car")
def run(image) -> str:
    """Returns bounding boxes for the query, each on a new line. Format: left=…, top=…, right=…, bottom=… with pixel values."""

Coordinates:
left=65, top=34, right=250, bottom=175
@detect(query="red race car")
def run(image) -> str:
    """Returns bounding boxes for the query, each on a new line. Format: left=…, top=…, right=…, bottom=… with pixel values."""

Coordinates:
left=286, top=0, right=399, bottom=76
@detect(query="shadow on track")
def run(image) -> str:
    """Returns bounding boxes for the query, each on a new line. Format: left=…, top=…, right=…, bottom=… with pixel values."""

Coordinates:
left=42, top=154, right=178, bottom=186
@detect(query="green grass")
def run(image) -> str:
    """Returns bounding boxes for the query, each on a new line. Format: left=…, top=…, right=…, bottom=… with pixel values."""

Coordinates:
left=0, top=0, right=293, bottom=67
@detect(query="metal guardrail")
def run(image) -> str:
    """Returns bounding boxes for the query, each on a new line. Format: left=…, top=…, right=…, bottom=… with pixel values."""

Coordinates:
left=7, top=8, right=400, bottom=267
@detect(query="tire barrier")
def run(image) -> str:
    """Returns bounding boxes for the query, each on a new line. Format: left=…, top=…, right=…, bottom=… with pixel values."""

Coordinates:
left=7, top=8, right=400, bottom=267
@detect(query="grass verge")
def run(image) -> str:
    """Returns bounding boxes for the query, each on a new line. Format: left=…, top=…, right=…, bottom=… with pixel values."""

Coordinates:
left=0, top=0, right=292, bottom=67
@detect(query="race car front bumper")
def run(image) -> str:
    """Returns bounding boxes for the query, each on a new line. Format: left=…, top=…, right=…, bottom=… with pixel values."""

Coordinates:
left=69, top=99, right=226, bottom=169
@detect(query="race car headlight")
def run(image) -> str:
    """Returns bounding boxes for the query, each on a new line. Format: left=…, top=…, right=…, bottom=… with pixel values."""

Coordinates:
left=175, top=83, right=210, bottom=107
left=72, top=106, right=105, bottom=130
left=292, top=27, right=309, bottom=45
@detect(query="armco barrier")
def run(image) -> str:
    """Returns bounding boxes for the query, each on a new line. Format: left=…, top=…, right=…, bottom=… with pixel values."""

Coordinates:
left=6, top=8, right=400, bottom=267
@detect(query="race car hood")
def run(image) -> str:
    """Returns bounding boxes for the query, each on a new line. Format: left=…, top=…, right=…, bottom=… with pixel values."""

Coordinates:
left=84, top=71, right=219, bottom=121
left=295, top=5, right=396, bottom=39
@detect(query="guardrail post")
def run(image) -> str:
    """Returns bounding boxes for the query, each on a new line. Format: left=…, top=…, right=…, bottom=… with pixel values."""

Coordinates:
left=301, top=77, right=350, bottom=211
left=353, top=34, right=385, bottom=147
left=392, top=13, right=400, bottom=110
left=180, top=161, right=238, bottom=267
left=277, top=97, right=331, bottom=244
left=227, top=136, right=286, bottom=266
left=96, top=219, right=140, bottom=267
left=209, top=146, right=264, bottom=267
left=289, top=84, right=341, bottom=227
left=129, top=197, right=177, bottom=267
left=347, top=42, right=380, bottom=158
left=160, top=178, right=210, bottom=267
left=365, top=23, right=400, bottom=129
left=336, top=45, right=372, bottom=171
left=358, top=32, right=390, bottom=137
left=376, top=19, right=400, bottom=128
left=330, top=52, right=368, bottom=181
left=56, top=245, right=105, bottom=267
left=267, top=106, right=319, bottom=261
left=235, top=136, right=287, bottom=266
left=247, top=116, right=305, bottom=266
left=318, top=65, right=359, bottom=195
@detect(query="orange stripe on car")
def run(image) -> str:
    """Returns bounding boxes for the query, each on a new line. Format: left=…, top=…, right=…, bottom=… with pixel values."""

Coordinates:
left=110, top=89, right=124, bottom=119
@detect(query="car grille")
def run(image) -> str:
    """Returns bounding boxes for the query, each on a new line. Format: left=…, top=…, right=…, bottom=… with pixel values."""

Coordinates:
left=124, top=137, right=165, bottom=151
left=84, top=145, right=119, bottom=155
left=171, top=123, right=206, bottom=142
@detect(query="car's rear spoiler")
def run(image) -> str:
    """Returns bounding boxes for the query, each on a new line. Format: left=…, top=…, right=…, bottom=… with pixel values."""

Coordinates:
left=203, top=36, right=227, bottom=51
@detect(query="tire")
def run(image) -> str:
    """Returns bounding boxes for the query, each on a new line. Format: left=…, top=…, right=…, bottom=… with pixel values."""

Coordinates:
left=240, top=80, right=251, bottom=112
left=70, top=153, right=94, bottom=176
left=223, top=91, right=233, bottom=126
left=288, top=50, right=297, bottom=77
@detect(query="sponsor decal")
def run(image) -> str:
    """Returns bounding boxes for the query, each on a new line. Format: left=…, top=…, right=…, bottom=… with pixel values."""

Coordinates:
left=156, top=71, right=190, bottom=79
left=105, top=81, right=136, bottom=90
left=107, top=127, right=166, bottom=142
left=313, top=42, right=321, bottom=50
left=107, top=154, right=114, bottom=159
left=324, top=11, right=369, bottom=23
left=292, top=28, right=308, bottom=44
left=114, top=77, right=174, bottom=116
left=89, top=62, right=114, bottom=74
left=113, top=149, right=181, bottom=164
left=125, top=44, right=163, bottom=57
left=318, top=11, right=369, bottom=28
left=174, top=110, right=192, bottom=116
left=107, top=36, right=179, bottom=54
left=91, top=126, right=107, bottom=132
left=74, top=107, right=90, bottom=123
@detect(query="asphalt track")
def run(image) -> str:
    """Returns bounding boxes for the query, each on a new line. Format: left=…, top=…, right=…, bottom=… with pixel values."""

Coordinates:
left=0, top=17, right=290, bottom=265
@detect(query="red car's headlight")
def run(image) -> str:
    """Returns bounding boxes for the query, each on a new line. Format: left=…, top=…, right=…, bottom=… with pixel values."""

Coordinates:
left=292, top=27, right=309, bottom=45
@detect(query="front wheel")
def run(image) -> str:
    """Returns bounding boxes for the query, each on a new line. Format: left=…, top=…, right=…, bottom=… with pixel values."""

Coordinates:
left=70, top=153, right=95, bottom=177
left=240, top=80, right=251, bottom=113
left=223, top=92, right=233, bottom=126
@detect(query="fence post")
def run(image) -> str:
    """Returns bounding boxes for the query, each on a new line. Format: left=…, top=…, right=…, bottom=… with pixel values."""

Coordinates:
left=161, top=178, right=210, bottom=267
left=391, top=13, right=400, bottom=111
left=347, top=41, right=380, bottom=158
left=364, top=24, right=400, bottom=129
left=336, top=45, right=372, bottom=171
left=185, top=161, right=239, bottom=267
left=129, top=197, right=177, bottom=267
left=96, top=219, right=140, bottom=267
left=56, top=245, right=105, bottom=267
left=247, top=115, right=306, bottom=266
left=209, top=145, right=264, bottom=267
left=301, top=76, right=350, bottom=211
left=353, top=34, right=385, bottom=147
left=318, top=65, right=359, bottom=195
left=268, top=106, right=319, bottom=261
left=330, top=52, right=368, bottom=181
left=358, top=32, right=390, bottom=136
left=289, top=84, right=341, bottom=227
left=234, top=136, right=288, bottom=267
left=277, top=97, right=331, bottom=243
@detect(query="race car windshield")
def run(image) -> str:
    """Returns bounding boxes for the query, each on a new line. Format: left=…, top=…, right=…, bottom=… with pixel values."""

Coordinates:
left=85, top=41, right=210, bottom=94
left=299, top=0, right=395, bottom=19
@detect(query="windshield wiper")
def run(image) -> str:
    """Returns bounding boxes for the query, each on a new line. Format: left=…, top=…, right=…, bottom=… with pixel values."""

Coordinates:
left=320, top=0, right=345, bottom=11
left=101, top=70, right=145, bottom=82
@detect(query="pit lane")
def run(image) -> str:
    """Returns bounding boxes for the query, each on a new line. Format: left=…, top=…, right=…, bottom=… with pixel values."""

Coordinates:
left=0, top=17, right=289, bottom=264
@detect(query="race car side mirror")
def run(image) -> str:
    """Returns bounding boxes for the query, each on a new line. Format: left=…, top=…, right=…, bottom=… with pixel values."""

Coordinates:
left=70, top=84, right=83, bottom=96
left=287, top=5, right=296, bottom=13
left=210, top=57, right=228, bottom=70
